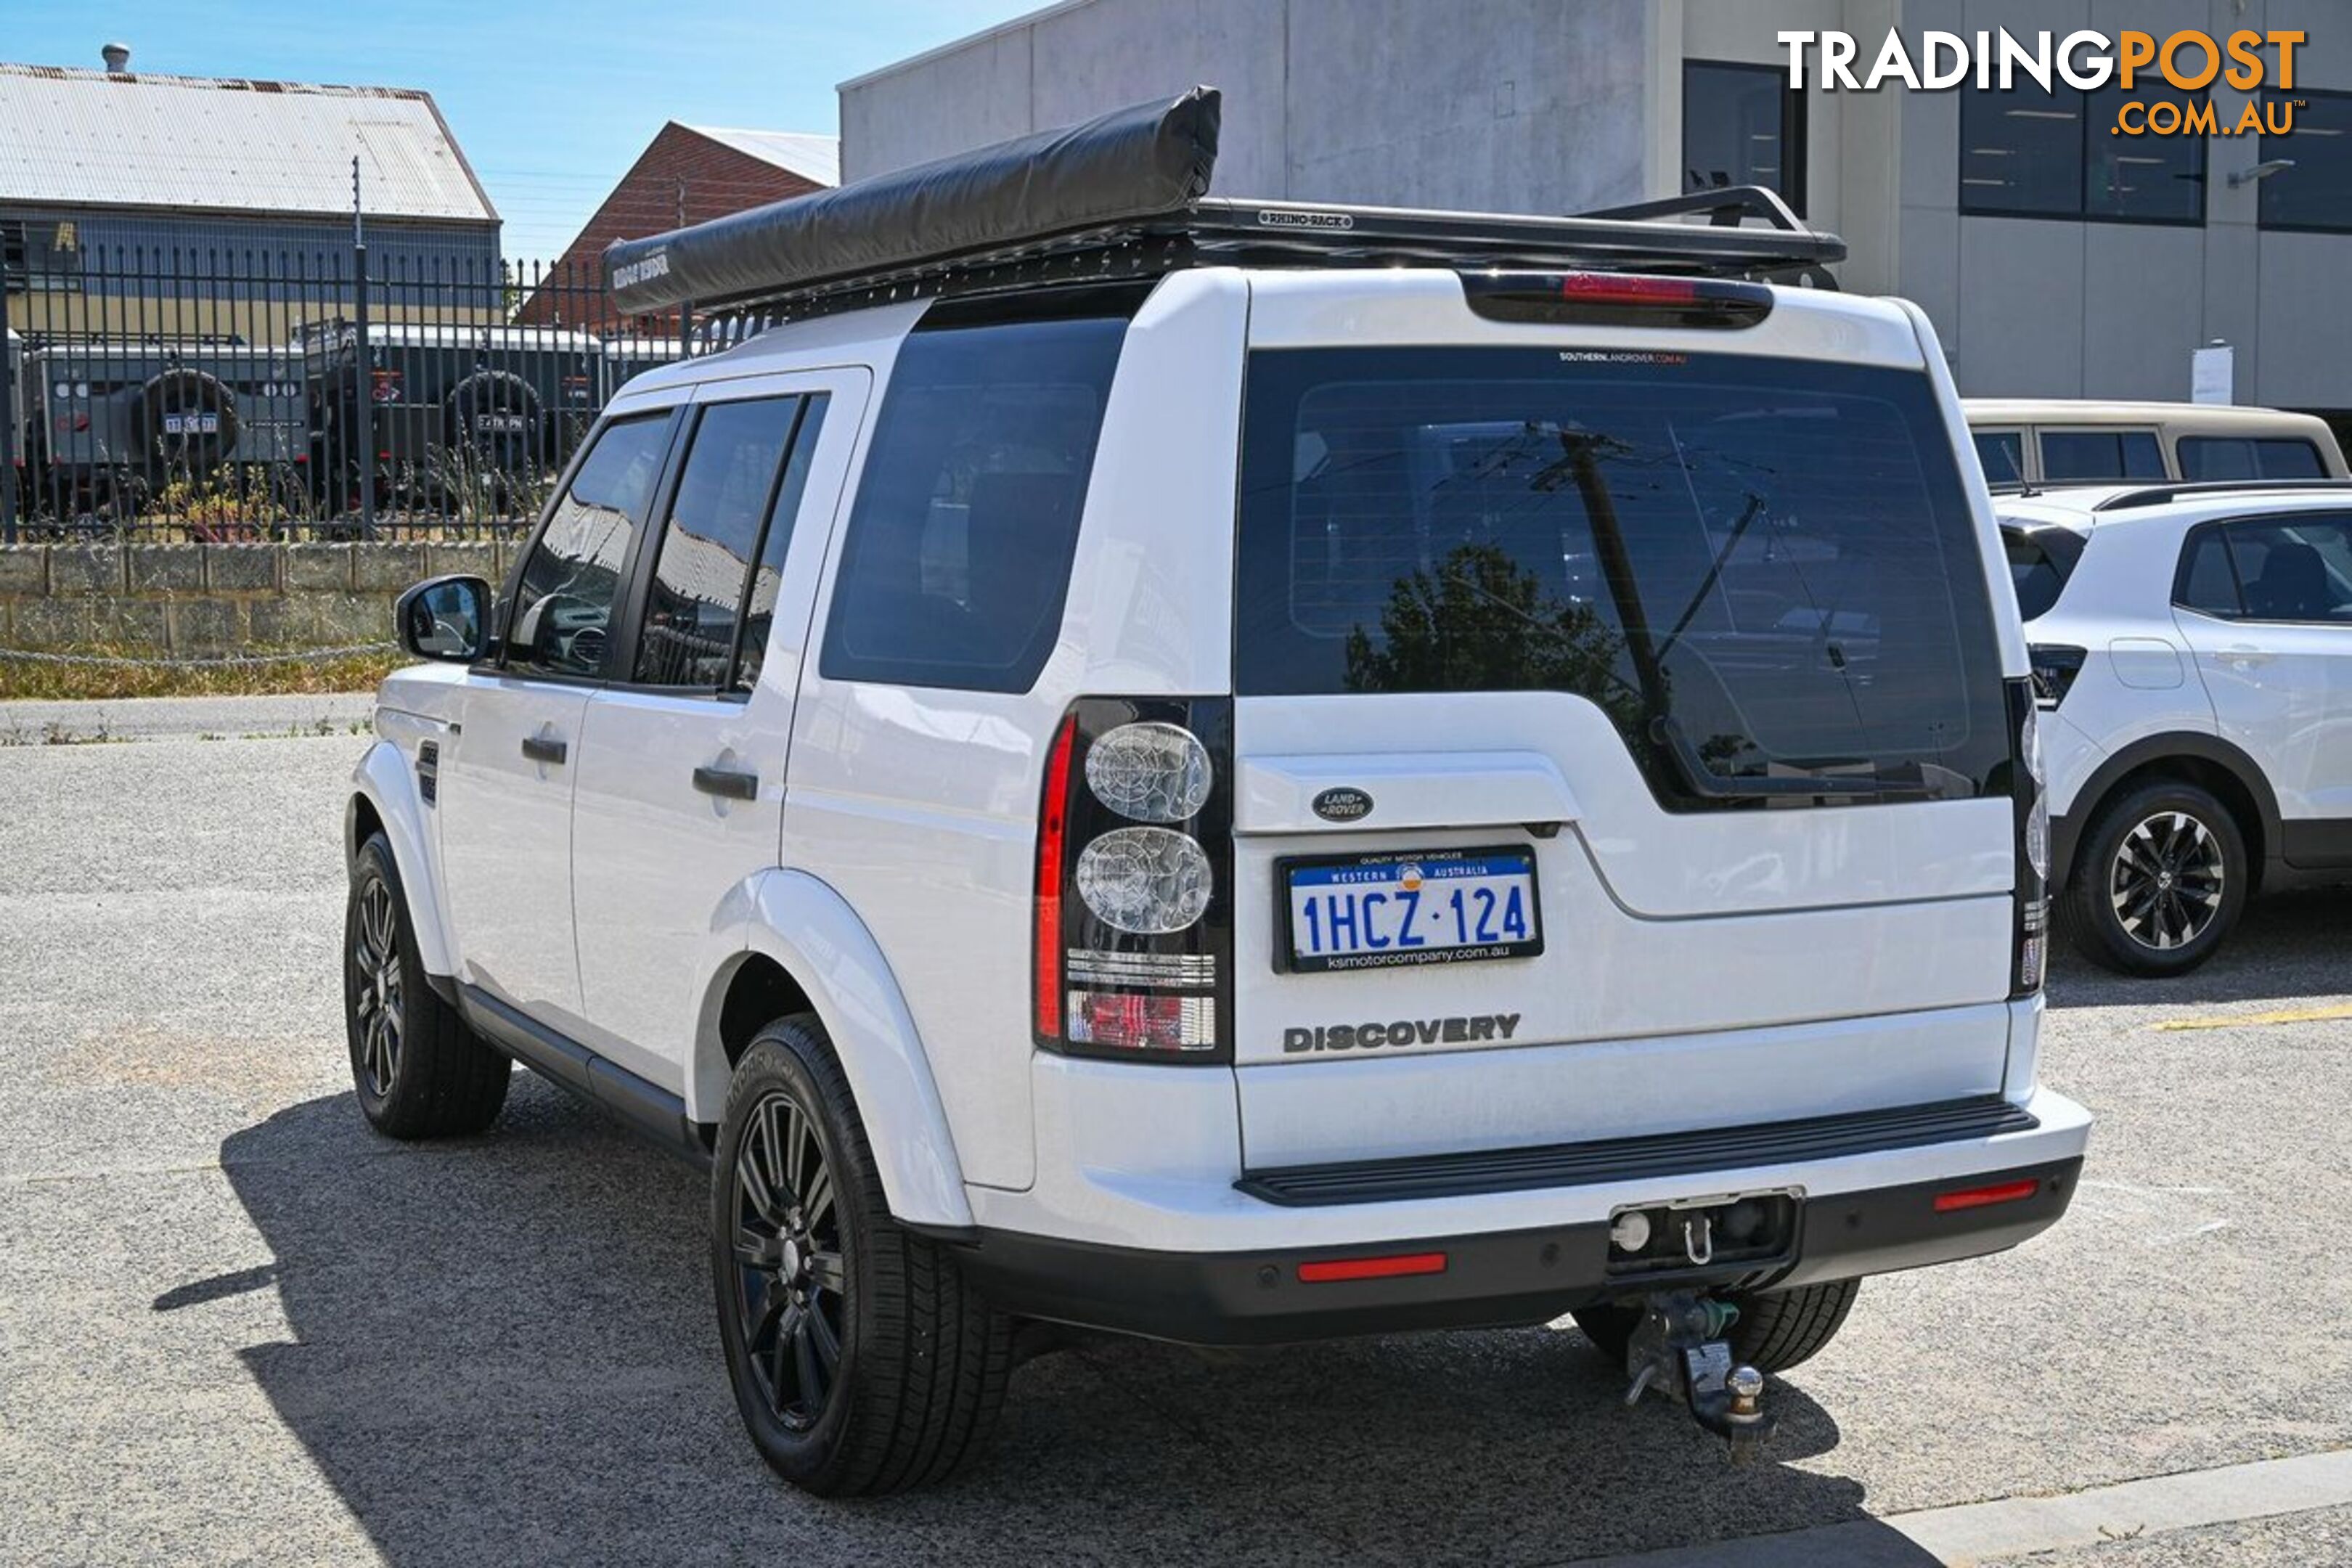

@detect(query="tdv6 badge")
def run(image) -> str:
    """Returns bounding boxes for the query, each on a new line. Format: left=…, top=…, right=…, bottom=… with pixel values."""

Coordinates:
left=1312, top=786, right=1373, bottom=822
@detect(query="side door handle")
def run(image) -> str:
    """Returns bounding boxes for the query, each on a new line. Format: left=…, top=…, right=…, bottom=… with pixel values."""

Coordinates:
left=692, top=765, right=759, bottom=801
left=520, top=734, right=568, bottom=766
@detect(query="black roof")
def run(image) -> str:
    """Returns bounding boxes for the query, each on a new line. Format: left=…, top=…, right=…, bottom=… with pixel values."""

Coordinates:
left=604, top=87, right=1845, bottom=324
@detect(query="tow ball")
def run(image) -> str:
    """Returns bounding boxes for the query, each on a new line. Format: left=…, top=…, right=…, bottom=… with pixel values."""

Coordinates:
left=1620, top=1289, right=1775, bottom=1464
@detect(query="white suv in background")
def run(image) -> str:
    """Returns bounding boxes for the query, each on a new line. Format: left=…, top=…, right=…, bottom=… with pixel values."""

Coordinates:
left=340, top=92, right=2088, bottom=1494
left=2001, top=479, right=2352, bottom=975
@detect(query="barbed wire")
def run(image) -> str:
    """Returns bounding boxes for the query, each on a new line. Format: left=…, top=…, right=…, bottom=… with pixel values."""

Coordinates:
left=0, top=643, right=394, bottom=669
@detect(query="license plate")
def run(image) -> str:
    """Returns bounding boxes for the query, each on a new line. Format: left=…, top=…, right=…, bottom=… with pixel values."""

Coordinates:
left=475, top=413, right=528, bottom=433
left=163, top=413, right=219, bottom=435
left=1281, top=846, right=1543, bottom=973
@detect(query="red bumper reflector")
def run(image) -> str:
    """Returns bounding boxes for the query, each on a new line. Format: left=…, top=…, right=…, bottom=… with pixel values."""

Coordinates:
left=1933, top=1178, right=2038, bottom=1213
left=1297, top=1251, right=1447, bottom=1283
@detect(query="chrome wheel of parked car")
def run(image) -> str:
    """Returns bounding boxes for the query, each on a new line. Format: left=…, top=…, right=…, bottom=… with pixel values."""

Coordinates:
left=347, top=875, right=404, bottom=1098
left=2108, top=809, right=2226, bottom=953
left=730, top=1090, right=846, bottom=1434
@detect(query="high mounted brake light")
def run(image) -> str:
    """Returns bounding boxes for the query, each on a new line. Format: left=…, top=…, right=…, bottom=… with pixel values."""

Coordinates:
left=1461, top=271, right=1776, bottom=329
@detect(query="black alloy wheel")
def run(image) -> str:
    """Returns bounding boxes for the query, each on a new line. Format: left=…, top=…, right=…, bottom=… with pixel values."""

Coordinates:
left=729, top=1090, right=847, bottom=1433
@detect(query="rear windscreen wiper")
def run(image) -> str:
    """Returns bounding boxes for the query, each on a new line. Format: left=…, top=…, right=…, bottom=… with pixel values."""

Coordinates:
left=1650, top=714, right=1940, bottom=801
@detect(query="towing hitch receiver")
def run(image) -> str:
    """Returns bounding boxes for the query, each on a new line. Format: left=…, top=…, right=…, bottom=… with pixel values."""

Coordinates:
left=1621, top=1290, right=1776, bottom=1463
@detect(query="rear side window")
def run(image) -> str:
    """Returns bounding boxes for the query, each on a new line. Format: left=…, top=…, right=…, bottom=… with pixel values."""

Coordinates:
left=1236, top=348, right=2012, bottom=809
left=820, top=292, right=1135, bottom=693
left=2002, top=524, right=2086, bottom=620
left=632, top=396, right=807, bottom=688
left=2040, top=430, right=2165, bottom=482
left=2179, top=436, right=2327, bottom=481
left=1973, top=430, right=2026, bottom=486
left=506, top=411, right=671, bottom=679
left=2179, top=513, right=2352, bottom=622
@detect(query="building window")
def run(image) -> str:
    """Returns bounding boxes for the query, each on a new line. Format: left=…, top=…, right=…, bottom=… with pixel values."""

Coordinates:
left=1961, top=83, right=2207, bottom=224
left=2258, top=88, right=2352, bottom=233
left=1684, top=61, right=1805, bottom=213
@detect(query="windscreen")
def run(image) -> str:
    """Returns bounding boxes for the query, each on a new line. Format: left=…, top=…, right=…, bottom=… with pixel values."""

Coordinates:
left=1235, top=348, right=2012, bottom=809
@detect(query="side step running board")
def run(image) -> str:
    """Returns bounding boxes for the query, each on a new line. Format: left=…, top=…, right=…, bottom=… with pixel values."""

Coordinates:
left=1236, top=1095, right=2038, bottom=1207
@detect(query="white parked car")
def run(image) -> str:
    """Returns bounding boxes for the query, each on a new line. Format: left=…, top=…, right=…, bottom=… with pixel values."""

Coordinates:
left=343, top=91, right=2088, bottom=1493
left=1999, top=478, right=2352, bottom=975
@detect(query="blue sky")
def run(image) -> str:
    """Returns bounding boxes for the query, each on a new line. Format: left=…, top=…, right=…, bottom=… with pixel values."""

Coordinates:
left=10, top=1, right=1045, bottom=258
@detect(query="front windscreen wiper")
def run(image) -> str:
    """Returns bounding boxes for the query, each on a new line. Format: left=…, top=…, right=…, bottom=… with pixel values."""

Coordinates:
left=1650, top=714, right=1940, bottom=801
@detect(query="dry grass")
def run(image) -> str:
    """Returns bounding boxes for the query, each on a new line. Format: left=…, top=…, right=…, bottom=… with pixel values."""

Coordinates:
left=0, top=645, right=400, bottom=702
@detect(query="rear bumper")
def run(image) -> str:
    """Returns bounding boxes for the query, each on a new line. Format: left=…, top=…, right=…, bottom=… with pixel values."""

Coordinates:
left=950, top=1152, right=2082, bottom=1347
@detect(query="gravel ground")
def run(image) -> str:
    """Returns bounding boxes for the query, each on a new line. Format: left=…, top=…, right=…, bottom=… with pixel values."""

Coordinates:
left=0, top=727, right=2347, bottom=1567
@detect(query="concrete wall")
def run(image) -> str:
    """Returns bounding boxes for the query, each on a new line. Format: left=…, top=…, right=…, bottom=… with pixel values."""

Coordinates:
left=841, top=0, right=1657, bottom=213
left=0, top=542, right=503, bottom=658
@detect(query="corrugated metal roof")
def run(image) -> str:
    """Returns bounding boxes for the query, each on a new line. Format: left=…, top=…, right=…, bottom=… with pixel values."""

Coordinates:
left=0, top=64, right=497, bottom=224
left=681, top=126, right=839, bottom=187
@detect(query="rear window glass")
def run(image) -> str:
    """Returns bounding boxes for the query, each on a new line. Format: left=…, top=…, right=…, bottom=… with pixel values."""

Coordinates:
left=2040, top=430, right=2165, bottom=482
left=1236, top=349, right=2012, bottom=809
left=1973, top=430, right=2025, bottom=486
left=2002, top=524, right=2086, bottom=620
left=820, top=293, right=1134, bottom=694
left=2179, top=436, right=2327, bottom=481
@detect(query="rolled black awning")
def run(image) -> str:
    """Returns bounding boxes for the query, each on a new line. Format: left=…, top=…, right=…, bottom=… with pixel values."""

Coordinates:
left=603, top=86, right=1221, bottom=316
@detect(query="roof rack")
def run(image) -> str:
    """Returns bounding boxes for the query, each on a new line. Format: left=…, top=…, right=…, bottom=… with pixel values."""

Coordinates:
left=2091, top=478, right=2352, bottom=513
left=604, top=88, right=1846, bottom=324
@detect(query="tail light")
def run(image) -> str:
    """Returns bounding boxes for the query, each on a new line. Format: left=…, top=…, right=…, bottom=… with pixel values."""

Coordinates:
left=369, top=369, right=403, bottom=404
left=1034, top=697, right=1233, bottom=1063
left=1461, top=270, right=1774, bottom=329
left=2009, top=679, right=2049, bottom=997
left=2028, top=644, right=2086, bottom=709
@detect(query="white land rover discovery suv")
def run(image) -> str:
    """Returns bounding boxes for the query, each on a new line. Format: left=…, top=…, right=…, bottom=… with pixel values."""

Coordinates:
left=343, top=91, right=2089, bottom=1493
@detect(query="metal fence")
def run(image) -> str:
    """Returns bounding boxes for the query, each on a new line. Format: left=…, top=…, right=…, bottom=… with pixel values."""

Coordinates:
left=0, top=245, right=700, bottom=542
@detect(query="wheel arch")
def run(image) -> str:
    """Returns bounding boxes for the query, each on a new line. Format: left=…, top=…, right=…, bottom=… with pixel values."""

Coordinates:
left=690, top=869, right=974, bottom=1230
left=348, top=737, right=457, bottom=978
left=2053, top=731, right=2279, bottom=893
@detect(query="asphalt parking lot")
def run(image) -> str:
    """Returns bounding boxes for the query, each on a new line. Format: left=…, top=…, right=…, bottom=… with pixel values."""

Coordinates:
left=3, top=703, right=2348, bottom=1567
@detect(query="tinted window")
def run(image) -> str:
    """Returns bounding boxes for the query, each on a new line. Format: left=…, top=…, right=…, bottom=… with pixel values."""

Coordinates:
left=733, top=395, right=830, bottom=693
left=507, top=412, right=670, bottom=679
left=1961, top=83, right=2205, bottom=222
left=820, top=295, right=1132, bottom=693
left=2179, top=436, right=2327, bottom=481
left=2260, top=89, right=2352, bottom=232
left=632, top=396, right=803, bottom=688
left=2176, top=531, right=2242, bottom=616
left=2221, top=515, right=2352, bottom=622
left=1236, top=349, right=2012, bottom=809
left=2040, top=430, right=2165, bottom=482
left=2003, top=524, right=2086, bottom=619
left=1684, top=61, right=1805, bottom=212
left=1974, top=430, right=2027, bottom=486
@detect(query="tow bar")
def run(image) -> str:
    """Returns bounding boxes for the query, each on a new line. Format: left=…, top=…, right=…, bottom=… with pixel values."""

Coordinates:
left=1620, top=1290, right=1774, bottom=1464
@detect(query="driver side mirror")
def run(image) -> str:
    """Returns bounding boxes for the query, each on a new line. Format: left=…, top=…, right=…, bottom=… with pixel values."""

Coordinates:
left=394, top=574, right=491, bottom=663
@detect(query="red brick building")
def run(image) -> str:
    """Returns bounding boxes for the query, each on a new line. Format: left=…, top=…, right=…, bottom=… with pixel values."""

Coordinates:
left=517, top=123, right=836, bottom=332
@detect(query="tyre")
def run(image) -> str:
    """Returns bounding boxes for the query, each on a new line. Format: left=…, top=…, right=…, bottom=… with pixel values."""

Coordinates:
left=2060, top=778, right=2247, bottom=977
left=712, top=1016, right=1013, bottom=1495
left=1572, top=1278, right=1861, bottom=1375
left=343, top=833, right=510, bottom=1138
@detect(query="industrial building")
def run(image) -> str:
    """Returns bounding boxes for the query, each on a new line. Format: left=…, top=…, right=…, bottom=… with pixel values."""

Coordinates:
left=840, top=0, right=2352, bottom=425
left=0, top=46, right=501, bottom=340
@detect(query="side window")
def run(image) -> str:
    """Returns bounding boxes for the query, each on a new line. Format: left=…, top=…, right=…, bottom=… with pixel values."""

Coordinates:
left=2256, top=439, right=2326, bottom=480
left=630, top=396, right=804, bottom=689
left=732, top=394, right=830, bottom=693
left=1973, top=430, right=2026, bottom=486
left=819, top=295, right=1132, bottom=693
left=2176, top=436, right=2323, bottom=481
left=2224, top=515, right=2352, bottom=623
left=507, top=412, right=671, bottom=679
left=2176, top=530, right=2242, bottom=617
left=2040, top=430, right=2163, bottom=482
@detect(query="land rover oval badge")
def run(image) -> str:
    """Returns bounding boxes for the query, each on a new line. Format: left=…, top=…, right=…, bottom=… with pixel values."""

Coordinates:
left=1312, top=786, right=1373, bottom=822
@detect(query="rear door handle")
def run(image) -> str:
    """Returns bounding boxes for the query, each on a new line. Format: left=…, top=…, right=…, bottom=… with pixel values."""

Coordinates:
left=520, top=734, right=568, bottom=765
left=692, top=765, right=758, bottom=801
